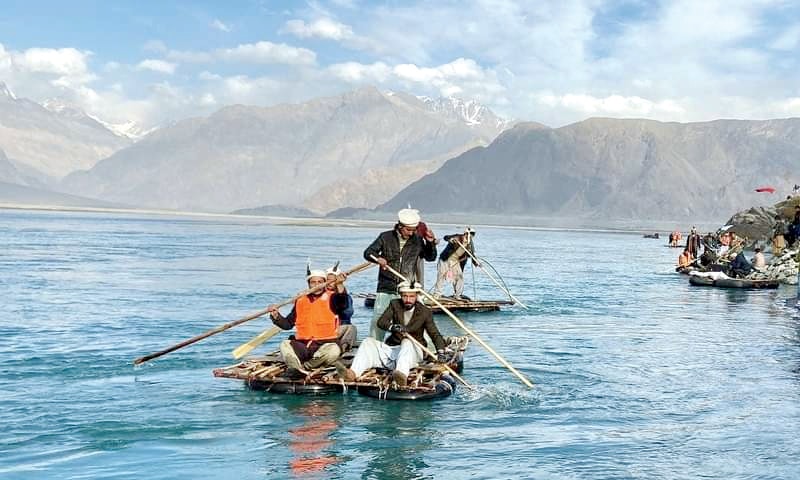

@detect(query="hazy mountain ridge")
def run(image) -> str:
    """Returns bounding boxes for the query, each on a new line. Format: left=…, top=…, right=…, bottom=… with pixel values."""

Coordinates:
left=381, top=117, right=800, bottom=223
left=0, top=82, right=131, bottom=181
left=62, top=86, right=511, bottom=213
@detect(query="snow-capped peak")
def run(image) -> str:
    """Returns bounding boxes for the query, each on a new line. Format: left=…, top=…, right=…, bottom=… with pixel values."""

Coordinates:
left=41, top=98, right=90, bottom=120
left=0, top=82, right=17, bottom=100
left=41, top=97, right=155, bottom=140
left=88, top=115, right=158, bottom=140
left=417, top=95, right=512, bottom=130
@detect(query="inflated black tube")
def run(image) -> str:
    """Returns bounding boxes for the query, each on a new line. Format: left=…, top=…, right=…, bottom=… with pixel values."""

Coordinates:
left=247, top=379, right=343, bottom=395
left=357, top=380, right=454, bottom=401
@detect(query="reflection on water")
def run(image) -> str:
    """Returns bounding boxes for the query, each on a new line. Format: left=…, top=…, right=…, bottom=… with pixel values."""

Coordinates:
left=285, top=400, right=341, bottom=478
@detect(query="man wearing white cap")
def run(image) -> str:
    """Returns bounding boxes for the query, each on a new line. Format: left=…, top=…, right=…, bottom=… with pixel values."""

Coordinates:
left=325, top=263, right=357, bottom=351
left=267, top=265, right=351, bottom=379
left=363, top=208, right=437, bottom=340
left=433, top=227, right=479, bottom=299
left=337, top=281, right=447, bottom=387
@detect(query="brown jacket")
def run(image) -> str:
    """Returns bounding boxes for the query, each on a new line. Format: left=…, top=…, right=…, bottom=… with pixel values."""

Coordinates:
left=377, top=299, right=446, bottom=351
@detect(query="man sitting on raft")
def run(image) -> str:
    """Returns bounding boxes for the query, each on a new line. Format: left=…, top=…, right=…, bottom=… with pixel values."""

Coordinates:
left=337, top=281, right=448, bottom=387
left=268, top=266, right=351, bottom=379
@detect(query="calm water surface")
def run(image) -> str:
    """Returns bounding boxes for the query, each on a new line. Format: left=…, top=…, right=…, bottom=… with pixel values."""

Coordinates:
left=1, top=209, right=799, bottom=479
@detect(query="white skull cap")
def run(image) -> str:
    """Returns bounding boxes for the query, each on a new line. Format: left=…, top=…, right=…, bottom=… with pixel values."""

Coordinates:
left=306, top=269, right=327, bottom=280
left=397, top=208, right=420, bottom=227
left=397, top=281, right=422, bottom=293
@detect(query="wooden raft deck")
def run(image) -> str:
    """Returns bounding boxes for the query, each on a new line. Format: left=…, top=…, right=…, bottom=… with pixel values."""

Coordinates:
left=213, top=337, right=470, bottom=399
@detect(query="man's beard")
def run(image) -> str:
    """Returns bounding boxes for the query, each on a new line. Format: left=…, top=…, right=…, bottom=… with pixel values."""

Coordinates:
left=403, top=302, right=415, bottom=310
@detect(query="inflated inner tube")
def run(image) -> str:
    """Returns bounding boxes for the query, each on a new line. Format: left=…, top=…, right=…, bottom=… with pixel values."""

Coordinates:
left=357, top=376, right=455, bottom=401
left=247, top=379, right=342, bottom=395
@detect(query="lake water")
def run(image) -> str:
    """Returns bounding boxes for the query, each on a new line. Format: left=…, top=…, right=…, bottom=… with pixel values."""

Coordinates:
left=1, top=209, right=799, bottom=479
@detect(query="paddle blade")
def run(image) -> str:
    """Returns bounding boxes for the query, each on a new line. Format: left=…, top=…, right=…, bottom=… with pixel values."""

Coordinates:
left=232, top=326, right=282, bottom=359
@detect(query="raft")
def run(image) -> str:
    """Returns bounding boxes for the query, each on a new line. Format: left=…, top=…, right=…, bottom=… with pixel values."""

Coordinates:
left=355, top=292, right=513, bottom=313
left=688, top=275, right=779, bottom=289
left=213, top=336, right=469, bottom=401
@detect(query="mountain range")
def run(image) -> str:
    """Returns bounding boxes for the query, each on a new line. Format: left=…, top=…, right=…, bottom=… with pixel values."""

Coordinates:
left=381, top=118, right=799, bottom=223
left=59, top=87, right=510, bottom=213
left=3, top=82, right=800, bottom=227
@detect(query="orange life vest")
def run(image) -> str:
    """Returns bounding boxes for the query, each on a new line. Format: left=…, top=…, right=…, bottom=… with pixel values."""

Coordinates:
left=294, top=292, right=339, bottom=341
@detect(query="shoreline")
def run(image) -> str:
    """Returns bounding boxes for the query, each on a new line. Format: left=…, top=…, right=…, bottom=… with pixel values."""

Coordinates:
left=0, top=202, right=722, bottom=235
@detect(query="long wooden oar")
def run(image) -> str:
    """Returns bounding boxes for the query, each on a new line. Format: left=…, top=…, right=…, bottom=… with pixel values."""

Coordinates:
left=371, top=255, right=534, bottom=388
left=453, top=238, right=528, bottom=309
left=402, top=333, right=474, bottom=390
left=133, top=261, right=374, bottom=365
left=231, top=261, right=376, bottom=359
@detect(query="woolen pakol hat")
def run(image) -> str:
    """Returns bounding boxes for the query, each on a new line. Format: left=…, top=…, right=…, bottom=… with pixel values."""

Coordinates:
left=397, top=208, right=420, bottom=227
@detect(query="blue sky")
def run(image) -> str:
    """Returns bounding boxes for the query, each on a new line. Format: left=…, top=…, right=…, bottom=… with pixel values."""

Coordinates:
left=2, top=0, right=800, bottom=128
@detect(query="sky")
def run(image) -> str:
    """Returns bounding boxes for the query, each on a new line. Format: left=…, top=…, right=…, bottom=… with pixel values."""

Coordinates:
left=2, top=0, right=800, bottom=129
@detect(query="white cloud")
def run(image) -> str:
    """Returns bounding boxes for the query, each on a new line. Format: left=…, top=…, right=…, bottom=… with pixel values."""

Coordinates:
left=210, top=19, right=231, bottom=32
left=537, top=93, right=686, bottom=118
left=136, top=59, right=177, bottom=75
left=167, top=41, right=316, bottom=66
left=217, top=41, right=316, bottom=65
left=282, top=18, right=354, bottom=40
left=13, top=47, right=91, bottom=76
left=328, top=61, right=390, bottom=82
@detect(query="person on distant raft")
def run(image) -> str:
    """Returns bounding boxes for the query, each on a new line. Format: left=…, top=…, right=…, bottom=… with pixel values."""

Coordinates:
left=337, top=281, right=448, bottom=387
left=432, top=227, right=480, bottom=299
left=686, top=226, right=702, bottom=259
left=677, top=248, right=694, bottom=269
left=364, top=208, right=437, bottom=340
left=267, top=266, right=350, bottom=379
left=324, top=263, right=356, bottom=352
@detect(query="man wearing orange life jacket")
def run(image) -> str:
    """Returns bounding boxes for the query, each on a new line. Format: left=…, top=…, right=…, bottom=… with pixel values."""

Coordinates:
left=268, top=267, right=351, bottom=379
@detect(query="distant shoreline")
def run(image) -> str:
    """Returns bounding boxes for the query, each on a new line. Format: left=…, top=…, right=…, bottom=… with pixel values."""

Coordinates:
left=0, top=202, right=722, bottom=235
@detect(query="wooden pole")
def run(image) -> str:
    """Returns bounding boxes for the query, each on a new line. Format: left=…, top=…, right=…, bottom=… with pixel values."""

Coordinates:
left=453, top=238, right=529, bottom=309
left=402, top=333, right=474, bottom=390
left=371, top=255, right=534, bottom=388
left=133, top=261, right=374, bottom=365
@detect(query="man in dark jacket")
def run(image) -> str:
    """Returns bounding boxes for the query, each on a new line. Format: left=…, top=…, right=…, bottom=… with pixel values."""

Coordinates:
left=337, top=281, right=447, bottom=387
left=686, top=226, right=702, bottom=259
left=432, top=227, right=479, bottom=299
left=363, top=208, right=437, bottom=340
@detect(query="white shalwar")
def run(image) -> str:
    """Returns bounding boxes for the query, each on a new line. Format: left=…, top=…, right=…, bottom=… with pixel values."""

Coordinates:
left=350, top=337, right=423, bottom=377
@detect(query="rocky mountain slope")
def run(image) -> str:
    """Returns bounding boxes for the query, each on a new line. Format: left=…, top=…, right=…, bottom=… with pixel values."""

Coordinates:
left=0, top=83, right=131, bottom=182
left=381, top=118, right=800, bottom=223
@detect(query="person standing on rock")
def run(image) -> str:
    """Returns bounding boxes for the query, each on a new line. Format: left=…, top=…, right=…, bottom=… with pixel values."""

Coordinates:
left=772, top=215, right=787, bottom=256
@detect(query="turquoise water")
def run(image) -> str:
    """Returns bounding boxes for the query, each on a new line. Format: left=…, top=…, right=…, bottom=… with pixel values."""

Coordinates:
left=1, top=209, right=799, bottom=479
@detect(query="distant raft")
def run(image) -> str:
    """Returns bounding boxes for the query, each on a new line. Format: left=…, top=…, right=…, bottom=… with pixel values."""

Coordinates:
left=688, top=272, right=780, bottom=289
left=213, top=336, right=469, bottom=401
left=355, top=292, right=513, bottom=313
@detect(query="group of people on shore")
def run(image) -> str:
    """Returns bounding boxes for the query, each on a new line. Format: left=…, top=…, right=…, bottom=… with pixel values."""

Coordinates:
left=266, top=208, right=479, bottom=386
left=772, top=205, right=800, bottom=255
